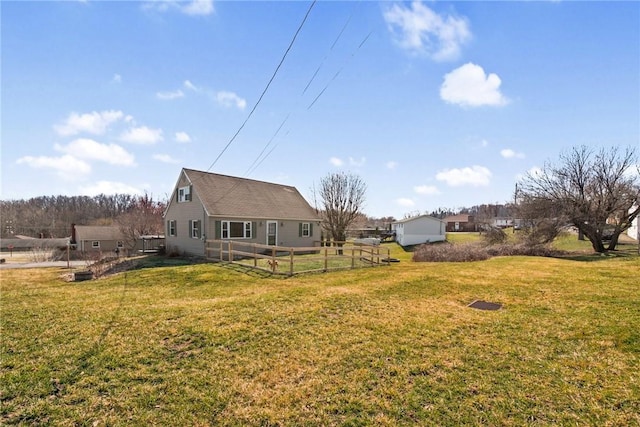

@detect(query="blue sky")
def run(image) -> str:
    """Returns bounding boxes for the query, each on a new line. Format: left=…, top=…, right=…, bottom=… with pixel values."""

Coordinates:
left=2, top=0, right=639, bottom=219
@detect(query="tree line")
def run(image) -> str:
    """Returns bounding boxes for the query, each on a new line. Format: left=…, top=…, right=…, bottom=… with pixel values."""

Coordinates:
left=0, top=194, right=166, bottom=239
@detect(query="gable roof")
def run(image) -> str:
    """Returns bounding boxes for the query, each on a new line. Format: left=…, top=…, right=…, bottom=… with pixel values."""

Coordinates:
left=182, top=168, right=320, bottom=221
left=73, top=225, right=123, bottom=242
left=392, top=214, right=444, bottom=225
left=443, top=214, right=474, bottom=223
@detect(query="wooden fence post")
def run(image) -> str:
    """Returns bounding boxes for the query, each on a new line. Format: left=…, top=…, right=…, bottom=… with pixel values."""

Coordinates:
left=290, top=248, right=294, bottom=276
left=351, top=247, right=355, bottom=269
left=324, top=247, right=328, bottom=272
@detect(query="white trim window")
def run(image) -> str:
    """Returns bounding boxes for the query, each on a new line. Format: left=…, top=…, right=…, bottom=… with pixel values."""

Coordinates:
left=301, top=222, right=310, bottom=237
left=168, top=220, right=177, bottom=237
left=178, top=185, right=191, bottom=203
left=190, top=220, right=201, bottom=239
left=92, top=241, right=100, bottom=248
left=117, top=241, right=124, bottom=248
left=222, top=221, right=252, bottom=239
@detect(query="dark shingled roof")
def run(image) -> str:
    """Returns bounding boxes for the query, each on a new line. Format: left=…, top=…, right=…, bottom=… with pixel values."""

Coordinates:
left=74, top=225, right=124, bottom=242
left=183, top=169, right=320, bottom=221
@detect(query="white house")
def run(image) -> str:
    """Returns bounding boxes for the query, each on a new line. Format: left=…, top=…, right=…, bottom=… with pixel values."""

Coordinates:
left=392, top=215, right=446, bottom=246
left=628, top=205, right=639, bottom=240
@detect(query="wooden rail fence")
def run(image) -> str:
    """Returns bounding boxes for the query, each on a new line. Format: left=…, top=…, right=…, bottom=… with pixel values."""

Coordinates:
left=205, top=240, right=391, bottom=276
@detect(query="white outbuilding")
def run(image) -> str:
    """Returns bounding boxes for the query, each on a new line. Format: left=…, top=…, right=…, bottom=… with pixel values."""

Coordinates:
left=628, top=205, right=639, bottom=240
left=392, top=215, right=446, bottom=247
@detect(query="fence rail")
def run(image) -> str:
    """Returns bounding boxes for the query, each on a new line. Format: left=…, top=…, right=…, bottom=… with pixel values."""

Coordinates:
left=205, top=240, right=391, bottom=276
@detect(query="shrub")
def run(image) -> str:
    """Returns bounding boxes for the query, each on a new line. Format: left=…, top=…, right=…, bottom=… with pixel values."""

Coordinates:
left=412, top=243, right=491, bottom=262
left=413, top=242, right=565, bottom=262
left=481, top=226, right=508, bottom=245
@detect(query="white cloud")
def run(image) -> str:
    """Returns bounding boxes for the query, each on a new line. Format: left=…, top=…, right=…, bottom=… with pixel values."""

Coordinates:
left=112, top=74, right=122, bottom=84
left=329, top=157, right=344, bottom=167
left=175, top=132, right=191, bottom=143
left=500, top=148, right=525, bottom=159
left=386, top=161, right=398, bottom=170
left=396, top=198, right=416, bottom=208
left=184, top=80, right=199, bottom=91
left=54, top=110, right=124, bottom=136
left=216, top=91, right=246, bottom=110
left=436, top=165, right=492, bottom=187
left=414, top=185, right=440, bottom=195
left=349, top=157, right=366, bottom=167
left=16, top=154, right=91, bottom=181
left=153, top=153, right=180, bottom=164
left=383, top=1, right=471, bottom=61
left=156, top=89, right=184, bottom=100
left=481, top=139, right=489, bottom=148
left=182, top=0, right=214, bottom=16
left=143, top=0, right=214, bottom=16
left=120, top=126, right=163, bottom=145
left=79, top=181, right=143, bottom=196
left=440, top=63, right=509, bottom=107
left=55, top=138, right=135, bottom=166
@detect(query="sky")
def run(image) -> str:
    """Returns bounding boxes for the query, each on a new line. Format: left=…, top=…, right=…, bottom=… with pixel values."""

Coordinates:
left=2, top=0, right=639, bottom=219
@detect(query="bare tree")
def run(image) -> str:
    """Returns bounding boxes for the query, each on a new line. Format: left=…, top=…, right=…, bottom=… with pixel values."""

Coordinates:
left=116, top=193, right=166, bottom=252
left=316, top=172, right=366, bottom=248
left=518, top=146, right=639, bottom=252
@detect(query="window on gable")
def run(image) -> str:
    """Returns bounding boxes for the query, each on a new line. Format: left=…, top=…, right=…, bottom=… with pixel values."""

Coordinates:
left=168, top=220, right=177, bottom=237
left=178, top=185, right=191, bottom=203
left=221, top=221, right=252, bottom=239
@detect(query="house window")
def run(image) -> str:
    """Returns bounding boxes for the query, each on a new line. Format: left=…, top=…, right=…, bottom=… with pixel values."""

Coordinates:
left=168, top=220, right=176, bottom=237
left=190, top=220, right=201, bottom=239
left=221, top=221, right=252, bottom=239
left=178, top=185, right=191, bottom=203
left=301, top=222, right=311, bottom=237
left=117, top=241, right=124, bottom=248
left=92, top=241, right=100, bottom=248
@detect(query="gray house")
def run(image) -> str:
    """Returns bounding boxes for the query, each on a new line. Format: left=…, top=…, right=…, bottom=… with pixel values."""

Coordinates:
left=164, top=168, right=322, bottom=257
left=72, top=225, right=124, bottom=253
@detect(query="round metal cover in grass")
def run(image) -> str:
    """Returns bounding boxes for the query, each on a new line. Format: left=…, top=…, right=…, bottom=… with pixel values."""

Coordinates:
left=468, top=300, right=502, bottom=311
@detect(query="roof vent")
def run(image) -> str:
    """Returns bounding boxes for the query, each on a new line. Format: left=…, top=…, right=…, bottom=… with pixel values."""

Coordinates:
left=468, top=300, right=502, bottom=311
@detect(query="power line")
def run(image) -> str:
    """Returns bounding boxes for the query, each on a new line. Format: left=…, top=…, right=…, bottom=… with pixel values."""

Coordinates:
left=307, top=30, right=372, bottom=111
left=204, top=0, right=317, bottom=173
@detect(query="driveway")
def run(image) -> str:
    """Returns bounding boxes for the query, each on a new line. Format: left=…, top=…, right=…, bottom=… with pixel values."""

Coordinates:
left=0, top=260, right=88, bottom=269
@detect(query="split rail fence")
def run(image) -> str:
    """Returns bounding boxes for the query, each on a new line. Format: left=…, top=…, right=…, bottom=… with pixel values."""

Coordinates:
left=205, top=239, right=391, bottom=276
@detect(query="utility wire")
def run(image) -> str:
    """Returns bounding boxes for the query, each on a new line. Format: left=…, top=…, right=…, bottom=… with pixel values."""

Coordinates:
left=204, top=0, right=317, bottom=173
left=307, top=30, right=372, bottom=111
left=243, top=114, right=289, bottom=176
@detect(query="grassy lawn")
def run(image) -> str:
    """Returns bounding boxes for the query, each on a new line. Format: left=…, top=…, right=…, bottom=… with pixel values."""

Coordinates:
left=2, top=249, right=639, bottom=425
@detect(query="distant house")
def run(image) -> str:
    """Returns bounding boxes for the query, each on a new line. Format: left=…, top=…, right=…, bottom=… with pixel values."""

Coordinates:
left=443, top=214, right=477, bottom=232
left=0, top=237, right=69, bottom=252
left=164, top=168, right=322, bottom=257
left=492, top=217, right=514, bottom=228
left=392, top=215, right=446, bottom=246
left=71, top=225, right=125, bottom=253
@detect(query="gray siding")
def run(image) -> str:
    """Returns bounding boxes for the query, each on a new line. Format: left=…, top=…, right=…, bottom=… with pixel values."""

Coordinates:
left=165, top=174, right=207, bottom=256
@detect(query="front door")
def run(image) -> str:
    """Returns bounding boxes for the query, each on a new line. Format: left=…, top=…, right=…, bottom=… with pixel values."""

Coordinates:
left=267, top=221, right=278, bottom=246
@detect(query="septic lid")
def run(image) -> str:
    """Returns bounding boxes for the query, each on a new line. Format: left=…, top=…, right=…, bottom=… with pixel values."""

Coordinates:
left=468, top=300, right=502, bottom=311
